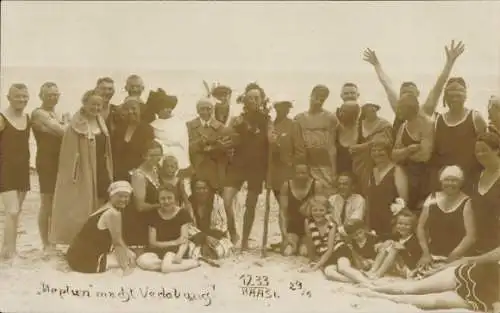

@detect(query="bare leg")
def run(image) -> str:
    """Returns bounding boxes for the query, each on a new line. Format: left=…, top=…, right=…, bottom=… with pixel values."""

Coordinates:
left=370, top=266, right=458, bottom=294
left=241, top=190, right=258, bottom=251
left=361, top=290, right=470, bottom=310
left=160, top=252, right=200, bottom=273
left=367, top=250, right=387, bottom=277
left=223, top=187, right=239, bottom=245
left=39, top=193, right=55, bottom=255
left=1, top=191, right=23, bottom=260
left=337, top=257, right=372, bottom=285
left=324, top=265, right=353, bottom=283
left=371, top=247, right=399, bottom=279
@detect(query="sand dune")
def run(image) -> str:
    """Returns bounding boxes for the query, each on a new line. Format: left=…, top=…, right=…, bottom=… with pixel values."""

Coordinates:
left=0, top=175, right=475, bottom=313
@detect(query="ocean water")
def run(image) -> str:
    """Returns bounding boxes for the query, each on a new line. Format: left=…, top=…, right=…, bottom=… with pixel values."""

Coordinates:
left=0, top=66, right=498, bottom=167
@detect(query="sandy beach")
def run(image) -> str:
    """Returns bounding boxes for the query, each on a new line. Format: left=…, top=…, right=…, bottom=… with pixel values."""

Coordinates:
left=0, top=174, right=475, bottom=313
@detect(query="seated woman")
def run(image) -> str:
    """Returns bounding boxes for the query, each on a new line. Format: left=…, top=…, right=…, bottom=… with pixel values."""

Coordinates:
left=66, top=181, right=137, bottom=274
left=187, top=177, right=233, bottom=260
left=276, top=163, right=320, bottom=256
left=414, top=165, right=476, bottom=278
left=323, top=219, right=380, bottom=285
left=123, top=140, right=163, bottom=248
left=366, top=199, right=422, bottom=280
left=472, top=132, right=500, bottom=255
left=136, top=184, right=200, bottom=273
left=159, top=155, right=192, bottom=216
left=367, top=139, right=409, bottom=238
left=354, top=245, right=500, bottom=312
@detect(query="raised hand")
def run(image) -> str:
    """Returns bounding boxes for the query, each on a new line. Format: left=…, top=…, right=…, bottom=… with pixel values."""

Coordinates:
left=363, top=48, right=379, bottom=66
left=445, top=40, right=465, bottom=63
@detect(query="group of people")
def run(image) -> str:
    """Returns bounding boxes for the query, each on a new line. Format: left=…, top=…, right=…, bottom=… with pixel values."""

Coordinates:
left=0, top=40, right=499, bottom=312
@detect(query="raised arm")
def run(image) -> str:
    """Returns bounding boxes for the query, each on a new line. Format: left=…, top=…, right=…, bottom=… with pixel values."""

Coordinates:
left=447, top=199, right=476, bottom=262
left=363, top=49, right=399, bottom=114
left=421, top=40, right=465, bottom=116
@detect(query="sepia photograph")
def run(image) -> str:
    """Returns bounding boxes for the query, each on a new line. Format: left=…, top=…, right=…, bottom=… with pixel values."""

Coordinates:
left=0, top=1, right=499, bottom=312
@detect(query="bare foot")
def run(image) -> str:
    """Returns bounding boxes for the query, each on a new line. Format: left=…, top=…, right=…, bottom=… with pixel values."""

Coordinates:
left=0, top=247, right=15, bottom=261
left=230, top=232, right=240, bottom=246
left=42, top=245, right=57, bottom=260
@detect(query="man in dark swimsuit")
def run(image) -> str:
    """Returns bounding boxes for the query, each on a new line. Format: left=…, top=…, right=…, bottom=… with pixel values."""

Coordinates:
left=223, top=83, right=272, bottom=250
left=31, top=82, right=66, bottom=256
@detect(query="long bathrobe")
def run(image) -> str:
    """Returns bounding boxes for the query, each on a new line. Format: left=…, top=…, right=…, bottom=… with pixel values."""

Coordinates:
left=50, top=111, right=113, bottom=245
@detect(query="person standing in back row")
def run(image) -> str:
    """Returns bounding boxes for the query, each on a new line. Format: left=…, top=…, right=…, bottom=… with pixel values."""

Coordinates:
left=31, top=82, right=67, bottom=256
left=223, top=83, right=272, bottom=249
left=0, top=84, right=31, bottom=260
left=293, top=85, right=338, bottom=195
left=429, top=77, right=487, bottom=195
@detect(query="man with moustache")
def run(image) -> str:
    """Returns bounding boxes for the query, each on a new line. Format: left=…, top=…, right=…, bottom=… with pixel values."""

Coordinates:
left=187, top=97, right=231, bottom=193
left=293, top=85, right=337, bottom=195
left=363, top=40, right=466, bottom=137
left=0, top=84, right=31, bottom=260
left=31, top=82, right=67, bottom=256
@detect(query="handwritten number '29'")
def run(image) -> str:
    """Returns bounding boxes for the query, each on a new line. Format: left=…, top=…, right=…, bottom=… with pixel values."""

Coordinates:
left=239, top=275, right=269, bottom=287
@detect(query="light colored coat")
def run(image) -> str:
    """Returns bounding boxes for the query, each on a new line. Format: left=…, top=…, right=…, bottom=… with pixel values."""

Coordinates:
left=50, top=110, right=113, bottom=244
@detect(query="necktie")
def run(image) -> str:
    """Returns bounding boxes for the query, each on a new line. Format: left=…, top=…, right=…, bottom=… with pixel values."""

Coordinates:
left=340, top=197, right=348, bottom=224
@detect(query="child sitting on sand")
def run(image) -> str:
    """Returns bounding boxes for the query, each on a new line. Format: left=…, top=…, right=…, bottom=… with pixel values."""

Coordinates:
left=365, top=198, right=422, bottom=280
left=323, top=219, right=380, bottom=285
left=299, top=195, right=344, bottom=273
left=159, top=155, right=192, bottom=217
left=136, top=184, right=200, bottom=273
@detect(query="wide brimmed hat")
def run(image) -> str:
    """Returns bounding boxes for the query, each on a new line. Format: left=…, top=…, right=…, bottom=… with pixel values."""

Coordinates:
left=146, top=88, right=178, bottom=111
left=211, top=82, right=232, bottom=96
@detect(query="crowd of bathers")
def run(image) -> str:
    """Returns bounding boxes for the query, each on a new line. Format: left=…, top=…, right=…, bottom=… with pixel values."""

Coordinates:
left=0, top=40, right=499, bottom=312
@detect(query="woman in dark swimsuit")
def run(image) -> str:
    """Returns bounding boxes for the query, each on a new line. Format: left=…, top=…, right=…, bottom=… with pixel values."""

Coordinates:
left=367, top=139, right=408, bottom=237
left=430, top=77, right=487, bottom=195
left=336, top=101, right=360, bottom=174
left=277, top=163, right=318, bottom=256
left=111, top=97, right=154, bottom=182
left=66, top=181, right=136, bottom=274
left=0, top=83, right=31, bottom=260
left=415, top=165, right=476, bottom=276
left=136, top=184, right=200, bottom=273
left=125, top=140, right=163, bottom=249
left=472, top=133, right=500, bottom=255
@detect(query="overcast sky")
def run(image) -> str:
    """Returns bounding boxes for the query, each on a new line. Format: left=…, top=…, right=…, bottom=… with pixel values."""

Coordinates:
left=1, top=1, right=499, bottom=79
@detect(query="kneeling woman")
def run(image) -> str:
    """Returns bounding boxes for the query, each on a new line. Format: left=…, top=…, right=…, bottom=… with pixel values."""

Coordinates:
left=137, top=185, right=200, bottom=273
left=66, top=181, right=137, bottom=274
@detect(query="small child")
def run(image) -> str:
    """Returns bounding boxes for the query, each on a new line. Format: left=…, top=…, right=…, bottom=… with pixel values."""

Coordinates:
left=323, top=219, right=379, bottom=285
left=299, top=195, right=342, bottom=273
left=366, top=198, right=422, bottom=280
left=159, top=155, right=192, bottom=216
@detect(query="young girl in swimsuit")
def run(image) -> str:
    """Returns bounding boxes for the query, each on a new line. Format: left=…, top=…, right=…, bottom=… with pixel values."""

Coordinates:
left=366, top=199, right=422, bottom=279
left=159, top=155, right=192, bottom=217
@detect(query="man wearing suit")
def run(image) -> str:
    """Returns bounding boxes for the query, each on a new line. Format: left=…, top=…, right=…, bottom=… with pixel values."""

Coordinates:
left=187, top=97, right=231, bottom=193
